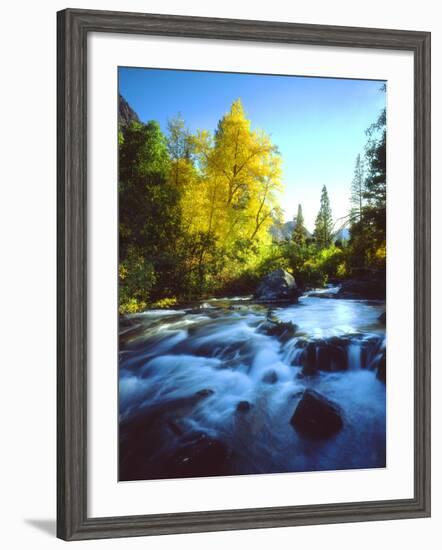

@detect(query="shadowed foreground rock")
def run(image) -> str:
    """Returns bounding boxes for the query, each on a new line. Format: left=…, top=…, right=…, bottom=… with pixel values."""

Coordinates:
left=290, top=389, right=343, bottom=438
left=254, top=269, right=301, bottom=302
left=164, top=432, right=231, bottom=477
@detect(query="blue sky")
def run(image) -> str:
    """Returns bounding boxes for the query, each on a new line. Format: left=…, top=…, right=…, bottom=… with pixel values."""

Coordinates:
left=119, top=67, right=385, bottom=231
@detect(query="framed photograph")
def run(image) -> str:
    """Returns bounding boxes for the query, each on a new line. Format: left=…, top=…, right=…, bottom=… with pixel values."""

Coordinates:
left=57, top=8, right=431, bottom=541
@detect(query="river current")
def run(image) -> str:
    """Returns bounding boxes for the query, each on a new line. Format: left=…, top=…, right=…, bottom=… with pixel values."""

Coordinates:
left=118, top=287, right=386, bottom=481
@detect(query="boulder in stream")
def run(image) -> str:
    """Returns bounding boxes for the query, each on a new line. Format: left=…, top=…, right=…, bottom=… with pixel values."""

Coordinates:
left=376, top=350, right=386, bottom=383
left=300, top=339, right=348, bottom=374
left=296, top=335, right=384, bottom=374
left=290, top=389, right=343, bottom=438
left=236, top=400, right=252, bottom=413
left=262, top=370, right=278, bottom=384
left=257, top=318, right=297, bottom=343
left=195, top=388, right=215, bottom=399
left=254, top=269, right=301, bottom=302
left=337, top=271, right=386, bottom=300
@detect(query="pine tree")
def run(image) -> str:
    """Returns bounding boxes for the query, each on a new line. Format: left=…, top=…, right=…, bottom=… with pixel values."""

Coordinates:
left=314, top=185, right=333, bottom=249
left=364, top=108, right=386, bottom=216
left=350, top=154, right=365, bottom=225
left=292, top=203, right=306, bottom=245
left=347, top=103, right=386, bottom=272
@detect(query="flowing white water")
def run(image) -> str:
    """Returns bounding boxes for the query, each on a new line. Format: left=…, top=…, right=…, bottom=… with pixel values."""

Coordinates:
left=348, top=342, right=362, bottom=370
left=119, top=291, right=386, bottom=480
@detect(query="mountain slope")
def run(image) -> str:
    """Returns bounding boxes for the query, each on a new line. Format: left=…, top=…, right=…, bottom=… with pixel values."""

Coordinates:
left=118, top=94, right=140, bottom=129
left=269, top=220, right=312, bottom=242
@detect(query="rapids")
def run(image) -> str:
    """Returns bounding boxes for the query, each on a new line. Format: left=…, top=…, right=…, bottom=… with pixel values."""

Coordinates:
left=118, top=287, right=386, bottom=481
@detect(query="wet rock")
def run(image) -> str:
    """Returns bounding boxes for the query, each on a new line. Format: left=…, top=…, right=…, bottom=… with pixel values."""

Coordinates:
left=295, top=338, right=308, bottom=349
left=236, top=400, right=252, bottom=413
left=307, top=291, right=337, bottom=299
left=337, top=272, right=386, bottom=300
left=320, top=338, right=348, bottom=371
left=167, top=419, right=185, bottom=436
left=378, top=311, right=386, bottom=325
left=228, top=304, right=249, bottom=311
left=254, top=269, right=302, bottom=302
left=262, top=370, right=278, bottom=384
left=119, top=315, right=140, bottom=330
left=166, top=433, right=231, bottom=477
left=376, top=351, right=386, bottom=383
left=290, top=389, right=343, bottom=438
left=300, top=341, right=316, bottom=374
left=121, top=389, right=216, bottom=437
left=297, top=335, right=383, bottom=374
left=118, top=316, right=144, bottom=344
left=257, top=319, right=297, bottom=343
left=195, top=388, right=215, bottom=399
left=299, top=339, right=348, bottom=374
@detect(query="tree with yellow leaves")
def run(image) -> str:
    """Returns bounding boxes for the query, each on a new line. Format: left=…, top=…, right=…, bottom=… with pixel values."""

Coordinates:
left=183, top=99, right=283, bottom=292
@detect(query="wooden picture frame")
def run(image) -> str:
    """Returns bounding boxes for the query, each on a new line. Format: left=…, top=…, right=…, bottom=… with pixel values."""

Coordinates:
left=57, top=8, right=431, bottom=541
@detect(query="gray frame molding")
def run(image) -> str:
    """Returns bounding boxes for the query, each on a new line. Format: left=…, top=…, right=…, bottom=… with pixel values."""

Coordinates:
left=57, top=8, right=431, bottom=541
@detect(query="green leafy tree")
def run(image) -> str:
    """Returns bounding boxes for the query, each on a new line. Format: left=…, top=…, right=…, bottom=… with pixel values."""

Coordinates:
left=167, top=114, right=195, bottom=186
left=118, top=120, right=182, bottom=310
left=167, top=114, right=189, bottom=159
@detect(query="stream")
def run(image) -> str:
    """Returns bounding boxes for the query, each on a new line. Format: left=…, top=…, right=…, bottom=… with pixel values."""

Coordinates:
left=118, top=286, right=386, bottom=481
